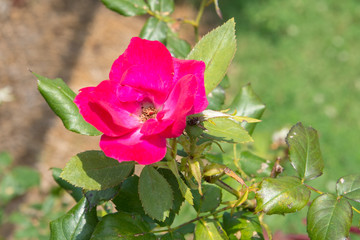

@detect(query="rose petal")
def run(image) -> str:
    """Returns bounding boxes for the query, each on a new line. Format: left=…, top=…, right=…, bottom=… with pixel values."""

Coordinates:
left=173, top=58, right=208, bottom=114
left=74, top=80, right=141, bottom=137
left=147, top=75, right=198, bottom=138
left=120, top=64, right=171, bottom=105
left=110, top=37, right=174, bottom=102
left=100, top=129, right=167, bottom=165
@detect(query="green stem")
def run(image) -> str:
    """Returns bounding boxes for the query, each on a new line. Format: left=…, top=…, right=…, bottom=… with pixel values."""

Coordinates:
left=304, top=184, right=324, bottom=194
left=151, top=161, right=169, bottom=168
left=215, top=179, right=240, bottom=198
left=352, top=206, right=360, bottom=214
left=149, top=205, right=234, bottom=235
left=194, top=0, right=207, bottom=41
left=170, top=138, right=177, bottom=160
left=233, top=144, right=249, bottom=179
left=259, top=213, right=272, bottom=240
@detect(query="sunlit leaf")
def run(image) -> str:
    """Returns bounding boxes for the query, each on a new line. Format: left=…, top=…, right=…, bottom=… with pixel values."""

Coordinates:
left=336, top=174, right=360, bottom=202
left=229, top=83, right=265, bottom=135
left=189, top=159, right=202, bottom=195
left=200, top=109, right=261, bottom=124
left=286, top=122, right=324, bottom=181
left=139, top=17, right=168, bottom=43
left=101, top=0, right=148, bottom=16
left=203, top=118, right=253, bottom=144
left=187, top=18, right=236, bottom=94
left=195, top=219, right=228, bottom=240
left=167, top=159, right=194, bottom=205
left=36, top=73, right=101, bottom=136
left=90, top=212, right=156, bottom=240
left=256, top=176, right=311, bottom=215
left=148, top=0, right=174, bottom=15
left=307, top=194, right=352, bottom=240
left=139, top=166, right=173, bottom=221
left=60, top=151, right=134, bottom=191
left=223, top=211, right=264, bottom=240
left=52, top=168, right=83, bottom=202
left=50, top=197, right=98, bottom=240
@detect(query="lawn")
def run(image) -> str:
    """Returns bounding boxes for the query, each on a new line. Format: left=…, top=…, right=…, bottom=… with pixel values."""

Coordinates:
left=220, top=0, right=360, bottom=235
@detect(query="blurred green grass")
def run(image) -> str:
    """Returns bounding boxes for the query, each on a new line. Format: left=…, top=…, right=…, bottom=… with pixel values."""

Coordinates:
left=219, top=0, right=360, bottom=236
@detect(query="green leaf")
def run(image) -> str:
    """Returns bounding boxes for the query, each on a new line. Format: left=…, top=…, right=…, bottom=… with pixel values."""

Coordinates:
left=200, top=110, right=260, bottom=123
left=112, top=175, right=145, bottom=215
left=148, top=0, right=174, bottom=15
left=336, top=174, right=360, bottom=202
left=229, top=83, right=265, bottom=135
left=189, top=159, right=202, bottom=195
left=203, top=118, right=253, bottom=144
left=157, top=168, right=185, bottom=214
left=0, top=166, right=40, bottom=204
left=91, top=212, right=156, bottom=240
left=101, top=0, right=148, bottom=16
left=195, top=219, right=228, bottom=240
left=239, top=151, right=271, bottom=178
left=187, top=18, right=236, bottom=94
left=255, top=176, right=311, bottom=215
left=286, top=122, right=324, bottom=181
left=205, top=153, right=236, bottom=172
left=139, top=166, right=173, bottom=221
left=0, top=152, right=12, bottom=172
left=160, top=232, right=185, bottom=240
left=50, top=197, right=98, bottom=240
left=60, top=151, right=134, bottom=191
left=166, top=34, right=191, bottom=59
left=85, top=187, right=120, bottom=210
left=207, top=86, right=225, bottom=111
left=307, top=194, right=352, bottom=240
left=167, top=160, right=194, bottom=205
left=139, top=17, right=168, bottom=43
left=35, top=73, right=101, bottom=136
left=192, top=184, right=222, bottom=213
left=223, top=211, right=264, bottom=240
left=52, top=168, right=83, bottom=202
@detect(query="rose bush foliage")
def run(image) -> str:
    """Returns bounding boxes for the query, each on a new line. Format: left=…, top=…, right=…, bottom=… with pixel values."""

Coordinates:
left=35, top=1, right=360, bottom=239
left=74, top=37, right=208, bottom=165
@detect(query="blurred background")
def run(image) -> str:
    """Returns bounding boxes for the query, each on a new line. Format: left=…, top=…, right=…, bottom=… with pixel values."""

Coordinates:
left=0, top=0, right=359, bottom=239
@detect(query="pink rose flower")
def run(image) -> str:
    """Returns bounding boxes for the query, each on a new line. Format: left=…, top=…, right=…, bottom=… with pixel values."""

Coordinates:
left=74, top=37, right=208, bottom=165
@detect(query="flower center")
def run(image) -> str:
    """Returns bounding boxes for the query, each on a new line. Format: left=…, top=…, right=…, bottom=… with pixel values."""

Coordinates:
left=140, top=106, right=158, bottom=122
